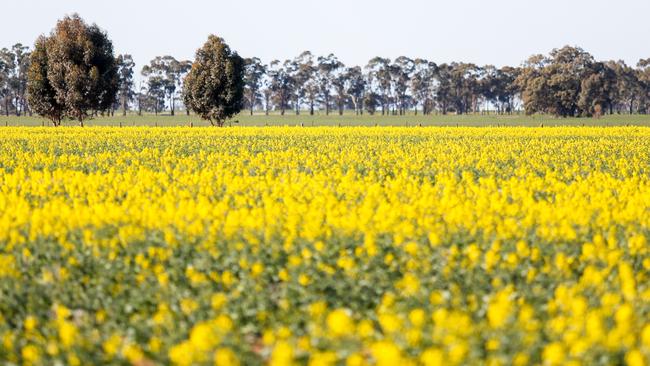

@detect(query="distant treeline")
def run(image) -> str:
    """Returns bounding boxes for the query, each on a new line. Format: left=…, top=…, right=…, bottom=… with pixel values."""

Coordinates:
left=2, top=19, right=650, bottom=120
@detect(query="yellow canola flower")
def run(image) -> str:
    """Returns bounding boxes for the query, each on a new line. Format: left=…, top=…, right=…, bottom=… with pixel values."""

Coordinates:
left=0, top=127, right=648, bottom=365
left=326, top=309, right=354, bottom=337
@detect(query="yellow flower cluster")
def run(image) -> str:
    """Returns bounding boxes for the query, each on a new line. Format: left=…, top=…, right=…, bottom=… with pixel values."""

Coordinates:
left=0, top=126, right=649, bottom=365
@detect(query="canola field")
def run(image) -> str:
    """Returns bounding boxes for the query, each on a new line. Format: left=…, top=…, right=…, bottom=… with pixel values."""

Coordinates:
left=0, top=126, right=649, bottom=366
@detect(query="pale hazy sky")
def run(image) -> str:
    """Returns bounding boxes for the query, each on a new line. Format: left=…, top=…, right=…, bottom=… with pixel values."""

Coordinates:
left=2, top=0, right=649, bottom=71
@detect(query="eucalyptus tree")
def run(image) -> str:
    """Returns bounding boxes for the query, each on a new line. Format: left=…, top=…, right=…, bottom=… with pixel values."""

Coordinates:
left=267, top=59, right=293, bottom=115
left=10, top=44, right=30, bottom=116
left=289, top=51, right=318, bottom=115
left=116, top=54, right=135, bottom=116
left=262, top=80, right=273, bottom=115
left=26, top=37, right=64, bottom=125
left=392, top=56, right=414, bottom=115
left=495, top=66, right=520, bottom=114
left=332, top=62, right=349, bottom=115
left=637, top=59, right=650, bottom=113
left=144, top=75, right=166, bottom=115
left=0, top=44, right=31, bottom=116
left=293, top=51, right=320, bottom=115
left=0, top=48, right=9, bottom=116
left=366, top=57, right=392, bottom=115
left=317, top=54, right=343, bottom=115
left=608, top=60, right=640, bottom=114
left=449, top=63, right=481, bottom=114
left=518, top=46, right=596, bottom=116
left=27, top=14, right=118, bottom=126
left=183, top=35, right=244, bottom=126
left=142, top=56, right=191, bottom=116
left=410, top=59, right=436, bottom=115
left=243, top=57, right=266, bottom=115
left=344, top=66, right=366, bottom=115
left=364, top=92, right=380, bottom=115
left=578, top=61, right=617, bottom=116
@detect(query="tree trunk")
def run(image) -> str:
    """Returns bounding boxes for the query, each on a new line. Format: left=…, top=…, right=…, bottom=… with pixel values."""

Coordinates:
left=325, top=95, right=330, bottom=116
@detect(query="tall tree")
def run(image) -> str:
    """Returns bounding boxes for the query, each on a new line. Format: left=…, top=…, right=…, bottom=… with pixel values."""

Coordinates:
left=411, top=59, right=436, bottom=115
left=0, top=45, right=31, bottom=116
left=290, top=51, right=316, bottom=115
left=608, top=61, right=640, bottom=114
left=391, top=56, right=414, bottom=115
left=344, top=66, right=366, bottom=115
left=295, top=52, right=319, bottom=115
left=10, top=44, right=31, bottom=116
left=518, top=46, right=595, bottom=117
left=267, top=60, right=293, bottom=115
left=577, top=61, right=617, bottom=117
left=637, top=59, right=650, bottom=113
left=366, top=57, right=392, bottom=115
left=332, top=62, right=349, bottom=115
left=435, top=63, right=453, bottom=114
left=243, top=57, right=266, bottom=115
left=116, top=54, right=135, bottom=116
left=142, top=56, right=191, bottom=116
left=0, top=48, right=9, bottom=116
left=183, top=35, right=244, bottom=127
left=317, top=54, right=343, bottom=115
left=142, top=74, right=165, bottom=115
left=26, top=37, right=64, bottom=125
left=27, top=14, right=118, bottom=126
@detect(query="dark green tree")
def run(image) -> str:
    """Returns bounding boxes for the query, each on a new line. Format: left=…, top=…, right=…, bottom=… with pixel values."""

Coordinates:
left=26, top=37, right=64, bottom=125
left=27, top=14, right=118, bottom=126
left=183, top=35, right=244, bottom=126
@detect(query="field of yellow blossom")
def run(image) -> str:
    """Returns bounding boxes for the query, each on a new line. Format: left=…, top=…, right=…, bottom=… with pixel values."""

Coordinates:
left=0, top=126, right=649, bottom=366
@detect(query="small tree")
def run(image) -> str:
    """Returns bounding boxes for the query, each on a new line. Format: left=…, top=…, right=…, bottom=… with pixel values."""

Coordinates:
left=27, top=14, right=118, bottom=126
left=183, top=35, right=244, bottom=126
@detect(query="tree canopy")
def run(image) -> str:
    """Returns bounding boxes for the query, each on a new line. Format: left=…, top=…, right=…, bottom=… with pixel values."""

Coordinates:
left=182, top=36, right=244, bottom=126
left=26, top=14, right=118, bottom=126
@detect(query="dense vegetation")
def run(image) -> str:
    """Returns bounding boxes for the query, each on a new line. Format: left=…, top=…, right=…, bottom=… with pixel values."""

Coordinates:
left=2, top=15, right=650, bottom=125
left=0, top=127, right=648, bottom=365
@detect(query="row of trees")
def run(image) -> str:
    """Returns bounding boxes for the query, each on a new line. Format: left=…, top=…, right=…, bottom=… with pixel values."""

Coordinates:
left=0, top=44, right=31, bottom=116
left=7, top=14, right=650, bottom=125
left=242, top=49, right=650, bottom=118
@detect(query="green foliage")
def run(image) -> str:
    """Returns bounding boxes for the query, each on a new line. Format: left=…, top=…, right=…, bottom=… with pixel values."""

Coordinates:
left=26, top=14, right=118, bottom=126
left=116, top=54, right=136, bottom=116
left=182, top=36, right=244, bottom=127
left=26, top=37, right=63, bottom=125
